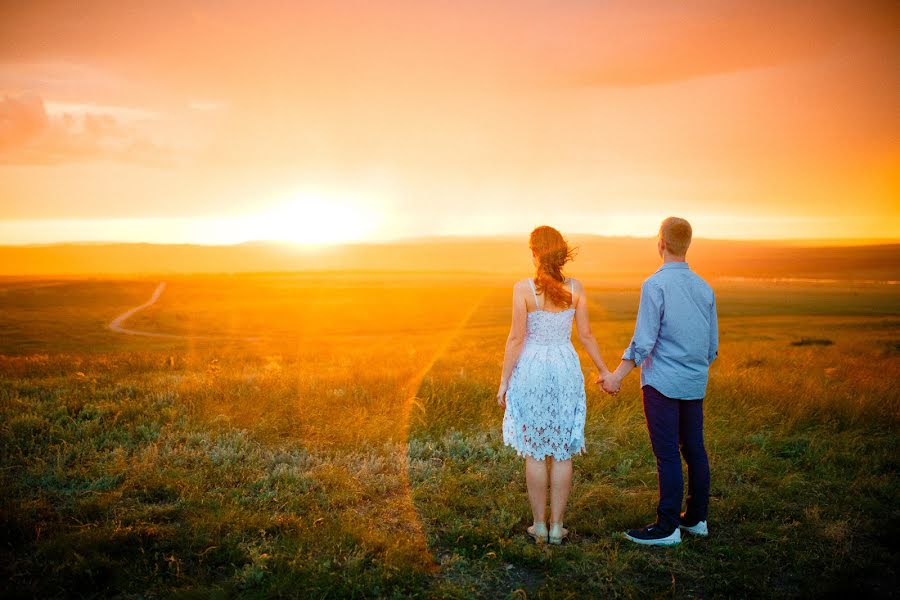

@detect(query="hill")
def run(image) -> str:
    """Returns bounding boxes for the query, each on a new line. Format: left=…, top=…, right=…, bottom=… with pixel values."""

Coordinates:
left=0, top=236, right=897, bottom=281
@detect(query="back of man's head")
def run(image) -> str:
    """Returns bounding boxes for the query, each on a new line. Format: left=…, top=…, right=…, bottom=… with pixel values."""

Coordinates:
left=659, top=217, right=692, bottom=256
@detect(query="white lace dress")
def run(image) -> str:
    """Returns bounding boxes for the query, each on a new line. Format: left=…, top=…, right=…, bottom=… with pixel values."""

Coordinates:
left=503, top=279, right=586, bottom=460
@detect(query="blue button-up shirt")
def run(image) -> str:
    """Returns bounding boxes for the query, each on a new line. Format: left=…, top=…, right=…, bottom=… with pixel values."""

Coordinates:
left=623, top=262, right=718, bottom=400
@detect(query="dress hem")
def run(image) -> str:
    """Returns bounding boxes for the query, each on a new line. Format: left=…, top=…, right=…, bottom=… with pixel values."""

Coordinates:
left=503, top=440, right=586, bottom=462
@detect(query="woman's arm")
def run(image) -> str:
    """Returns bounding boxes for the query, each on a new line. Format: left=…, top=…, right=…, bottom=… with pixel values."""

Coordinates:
left=572, top=279, right=612, bottom=379
left=497, top=281, right=528, bottom=407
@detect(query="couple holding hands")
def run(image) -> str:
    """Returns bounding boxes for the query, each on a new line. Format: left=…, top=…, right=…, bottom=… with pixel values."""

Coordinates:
left=497, top=217, right=718, bottom=546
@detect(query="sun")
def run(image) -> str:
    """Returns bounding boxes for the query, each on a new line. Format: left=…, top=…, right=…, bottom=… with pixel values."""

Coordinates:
left=252, top=192, right=378, bottom=246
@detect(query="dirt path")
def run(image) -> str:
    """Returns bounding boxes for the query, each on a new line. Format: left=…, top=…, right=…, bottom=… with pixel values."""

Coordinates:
left=107, top=281, right=187, bottom=338
left=108, top=281, right=266, bottom=342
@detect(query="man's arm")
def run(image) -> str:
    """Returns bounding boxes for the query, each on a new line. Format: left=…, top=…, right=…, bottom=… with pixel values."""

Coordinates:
left=603, top=280, right=663, bottom=394
left=708, top=293, right=719, bottom=363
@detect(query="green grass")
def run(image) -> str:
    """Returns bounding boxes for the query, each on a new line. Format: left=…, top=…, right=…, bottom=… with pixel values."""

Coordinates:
left=408, top=292, right=899, bottom=598
left=0, top=275, right=898, bottom=598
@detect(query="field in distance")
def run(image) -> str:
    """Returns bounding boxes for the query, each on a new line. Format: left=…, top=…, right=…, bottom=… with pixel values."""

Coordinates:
left=2, top=236, right=898, bottom=282
left=1, top=271, right=898, bottom=598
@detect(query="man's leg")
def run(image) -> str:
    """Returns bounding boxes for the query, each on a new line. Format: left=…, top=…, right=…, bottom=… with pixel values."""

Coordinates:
left=679, top=399, right=710, bottom=525
left=642, top=385, right=682, bottom=532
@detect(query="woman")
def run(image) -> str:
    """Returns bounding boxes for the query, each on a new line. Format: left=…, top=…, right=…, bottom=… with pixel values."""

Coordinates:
left=497, top=226, right=612, bottom=544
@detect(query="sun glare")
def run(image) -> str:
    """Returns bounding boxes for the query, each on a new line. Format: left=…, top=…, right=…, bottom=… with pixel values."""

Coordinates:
left=249, top=192, right=378, bottom=246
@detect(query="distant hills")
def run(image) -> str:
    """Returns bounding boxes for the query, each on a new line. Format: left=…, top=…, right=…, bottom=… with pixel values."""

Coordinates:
left=0, top=236, right=897, bottom=281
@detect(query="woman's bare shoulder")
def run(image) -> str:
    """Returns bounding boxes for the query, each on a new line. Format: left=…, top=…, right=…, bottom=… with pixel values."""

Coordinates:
left=512, top=279, right=532, bottom=294
left=514, top=278, right=534, bottom=288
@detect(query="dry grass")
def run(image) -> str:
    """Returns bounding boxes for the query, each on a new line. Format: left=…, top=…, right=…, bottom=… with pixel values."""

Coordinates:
left=1, top=274, right=898, bottom=598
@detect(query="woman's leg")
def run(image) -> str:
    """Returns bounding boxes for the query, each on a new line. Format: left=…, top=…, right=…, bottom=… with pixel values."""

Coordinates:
left=549, top=457, right=573, bottom=525
left=525, top=456, right=548, bottom=524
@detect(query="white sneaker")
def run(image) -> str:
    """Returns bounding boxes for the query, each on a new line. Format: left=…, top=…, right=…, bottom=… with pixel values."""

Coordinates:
left=679, top=520, right=708, bottom=537
left=623, top=524, right=682, bottom=546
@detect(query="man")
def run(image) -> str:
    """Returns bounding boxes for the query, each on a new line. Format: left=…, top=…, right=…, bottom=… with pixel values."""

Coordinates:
left=601, top=217, right=718, bottom=546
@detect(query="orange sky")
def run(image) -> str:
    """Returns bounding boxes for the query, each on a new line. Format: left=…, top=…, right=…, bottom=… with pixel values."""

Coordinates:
left=0, top=1, right=898, bottom=244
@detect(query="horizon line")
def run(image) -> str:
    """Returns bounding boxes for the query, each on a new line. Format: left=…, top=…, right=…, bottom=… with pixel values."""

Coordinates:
left=1, top=233, right=898, bottom=249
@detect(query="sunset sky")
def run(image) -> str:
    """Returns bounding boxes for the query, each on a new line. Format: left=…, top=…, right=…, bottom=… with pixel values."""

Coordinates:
left=1, top=1, right=897, bottom=245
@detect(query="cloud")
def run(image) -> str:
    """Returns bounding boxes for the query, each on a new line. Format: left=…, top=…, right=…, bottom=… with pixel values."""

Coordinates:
left=1, top=2, right=895, bottom=100
left=559, top=1, right=900, bottom=88
left=0, top=93, right=47, bottom=149
left=0, top=93, right=170, bottom=165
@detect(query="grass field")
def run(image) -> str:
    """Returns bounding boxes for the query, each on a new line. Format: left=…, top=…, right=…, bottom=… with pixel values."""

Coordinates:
left=1, top=273, right=898, bottom=598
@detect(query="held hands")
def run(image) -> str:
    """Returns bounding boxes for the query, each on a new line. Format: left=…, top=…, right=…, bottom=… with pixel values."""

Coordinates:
left=602, top=375, right=621, bottom=396
left=596, top=370, right=622, bottom=396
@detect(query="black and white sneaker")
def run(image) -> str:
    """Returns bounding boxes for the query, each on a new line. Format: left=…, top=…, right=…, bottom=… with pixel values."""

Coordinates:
left=678, top=513, right=708, bottom=537
left=623, top=523, right=681, bottom=546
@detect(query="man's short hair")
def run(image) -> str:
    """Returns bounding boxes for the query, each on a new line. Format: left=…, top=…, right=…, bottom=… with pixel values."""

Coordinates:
left=659, top=217, right=692, bottom=256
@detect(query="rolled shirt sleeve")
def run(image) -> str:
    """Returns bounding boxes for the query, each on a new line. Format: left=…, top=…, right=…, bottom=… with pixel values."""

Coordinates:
left=708, top=294, right=719, bottom=363
left=622, top=280, right=663, bottom=366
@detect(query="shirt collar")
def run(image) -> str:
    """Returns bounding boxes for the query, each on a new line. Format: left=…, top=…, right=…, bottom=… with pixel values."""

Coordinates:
left=657, top=262, right=690, bottom=273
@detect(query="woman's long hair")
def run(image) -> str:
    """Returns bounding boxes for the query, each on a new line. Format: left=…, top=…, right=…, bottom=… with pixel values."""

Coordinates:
left=529, top=226, right=576, bottom=308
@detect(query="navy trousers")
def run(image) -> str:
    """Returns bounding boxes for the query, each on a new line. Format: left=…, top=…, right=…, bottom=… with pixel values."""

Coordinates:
left=642, top=385, right=710, bottom=532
